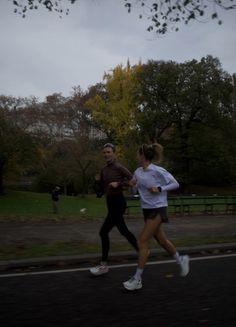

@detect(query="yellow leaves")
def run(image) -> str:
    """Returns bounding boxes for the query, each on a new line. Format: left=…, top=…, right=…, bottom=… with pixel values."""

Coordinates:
left=87, top=62, right=140, bottom=145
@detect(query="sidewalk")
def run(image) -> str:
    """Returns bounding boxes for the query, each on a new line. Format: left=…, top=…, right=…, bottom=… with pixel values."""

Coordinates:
left=0, top=214, right=236, bottom=271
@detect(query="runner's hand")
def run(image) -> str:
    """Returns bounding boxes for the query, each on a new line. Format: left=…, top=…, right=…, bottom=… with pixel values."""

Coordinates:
left=109, top=182, right=120, bottom=188
left=128, top=178, right=137, bottom=187
left=148, top=187, right=160, bottom=193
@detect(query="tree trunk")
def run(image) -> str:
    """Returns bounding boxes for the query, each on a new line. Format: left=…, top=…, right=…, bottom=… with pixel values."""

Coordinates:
left=0, top=163, right=5, bottom=195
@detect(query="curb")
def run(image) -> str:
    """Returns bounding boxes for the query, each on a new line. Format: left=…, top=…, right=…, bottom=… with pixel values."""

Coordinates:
left=1, top=243, right=236, bottom=272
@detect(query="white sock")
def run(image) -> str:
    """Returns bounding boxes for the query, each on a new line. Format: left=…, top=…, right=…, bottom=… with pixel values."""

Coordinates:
left=134, top=268, right=143, bottom=281
left=100, top=261, right=107, bottom=266
left=173, top=252, right=182, bottom=264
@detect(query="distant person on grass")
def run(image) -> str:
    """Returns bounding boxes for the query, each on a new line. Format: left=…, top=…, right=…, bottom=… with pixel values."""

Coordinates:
left=123, top=143, right=190, bottom=291
left=51, top=186, right=60, bottom=214
left=90, top=143, right=139, bottom=276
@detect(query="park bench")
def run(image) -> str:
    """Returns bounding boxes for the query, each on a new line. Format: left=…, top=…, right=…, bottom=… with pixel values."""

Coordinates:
left=169, top=195, right=236, bottom=215
left=125, top=194, right=236, bottom=216
left=125, top=194, right=140, bottom=215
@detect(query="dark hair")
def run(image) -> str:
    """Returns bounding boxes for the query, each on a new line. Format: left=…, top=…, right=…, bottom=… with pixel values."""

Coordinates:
left=103, top=143, right=115, bottom=152
left=139, top=143, right=163, bottom=163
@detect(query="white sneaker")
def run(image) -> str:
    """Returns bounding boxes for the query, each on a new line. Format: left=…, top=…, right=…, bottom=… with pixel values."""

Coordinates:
left=179, top=255, right=190, bottom=277
left=90, top=264, right=109, bottom=276
left=123, top=277, right=142, bottom=291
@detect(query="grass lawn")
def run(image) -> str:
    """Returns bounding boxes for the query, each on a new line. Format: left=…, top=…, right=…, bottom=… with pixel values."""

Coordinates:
left=0, top=190, right=235, bottom=261
left=0, top=190, right=108, bottom=220
left=0, top=190, right=141, bottom=260
left=1, top=236, right=236, bottom=261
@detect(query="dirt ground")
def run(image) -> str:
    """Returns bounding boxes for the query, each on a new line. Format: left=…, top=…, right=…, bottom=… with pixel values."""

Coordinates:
left=0, top=214, right=236, bottom=245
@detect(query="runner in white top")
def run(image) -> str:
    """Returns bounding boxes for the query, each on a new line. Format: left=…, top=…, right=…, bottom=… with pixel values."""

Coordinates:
left=123, top=143, right=190, bottom=291
left=133, top=163, right=179, bottom=209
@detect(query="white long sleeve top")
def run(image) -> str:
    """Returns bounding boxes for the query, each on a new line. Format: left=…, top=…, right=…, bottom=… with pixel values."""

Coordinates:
left=133, top=163, right=179, bottom=209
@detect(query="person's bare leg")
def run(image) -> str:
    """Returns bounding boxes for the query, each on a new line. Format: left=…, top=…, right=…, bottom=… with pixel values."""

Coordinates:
left=137, top=216, right=162, bottom=269
left=123, top=216, right=162, bottom=290
left=154, top=224, right=190, bottom=276
left=153, top=224, right=177, bottom=256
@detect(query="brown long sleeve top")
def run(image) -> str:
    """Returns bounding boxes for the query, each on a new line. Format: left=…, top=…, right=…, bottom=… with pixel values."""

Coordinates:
left=99, top=160, right=133, bottom=196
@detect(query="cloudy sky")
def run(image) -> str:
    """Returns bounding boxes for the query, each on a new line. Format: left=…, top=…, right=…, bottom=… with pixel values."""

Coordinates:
left=0, top=0, right=236, bottom=102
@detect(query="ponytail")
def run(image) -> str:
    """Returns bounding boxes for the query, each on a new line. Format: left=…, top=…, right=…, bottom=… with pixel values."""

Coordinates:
left=139, top=143, right=163, bottom=163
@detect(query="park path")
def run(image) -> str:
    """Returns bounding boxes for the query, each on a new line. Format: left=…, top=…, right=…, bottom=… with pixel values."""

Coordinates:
left=0, top=214, right=235, bottom=245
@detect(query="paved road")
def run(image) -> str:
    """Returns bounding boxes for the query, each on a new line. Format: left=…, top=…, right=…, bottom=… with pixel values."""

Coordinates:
left=1, top=254, right=236, bottom=326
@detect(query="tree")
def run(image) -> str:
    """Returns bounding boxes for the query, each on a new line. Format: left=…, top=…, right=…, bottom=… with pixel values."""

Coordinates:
left=30, top=88, right=103, bottom=195
left=124, top=0, right=236, bottom=34
left=133, top=59, right=181, bottom=143
left=86, top=62, right=141, bottom=160
left=11, top=0, right=236, bottom=34
left=60, top=88, right=104, bottom=196
left=134, top=56, right=236, bottom=186
left=0, top=113, right=40, bottom=194
left=186, top=121, right=236, bottom=186
left=12, top=0, right=76, bottom=18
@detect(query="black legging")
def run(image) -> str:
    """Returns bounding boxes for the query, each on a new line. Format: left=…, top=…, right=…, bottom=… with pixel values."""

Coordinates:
left=99, top=194, right=139, bottom=262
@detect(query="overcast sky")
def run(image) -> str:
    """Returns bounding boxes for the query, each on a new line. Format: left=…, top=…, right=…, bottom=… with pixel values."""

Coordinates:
left=1, top=0, right=236, bottom=102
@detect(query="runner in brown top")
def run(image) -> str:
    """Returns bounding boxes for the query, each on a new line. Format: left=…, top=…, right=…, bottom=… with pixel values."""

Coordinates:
left=90, top=143, right=139, bottom=276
